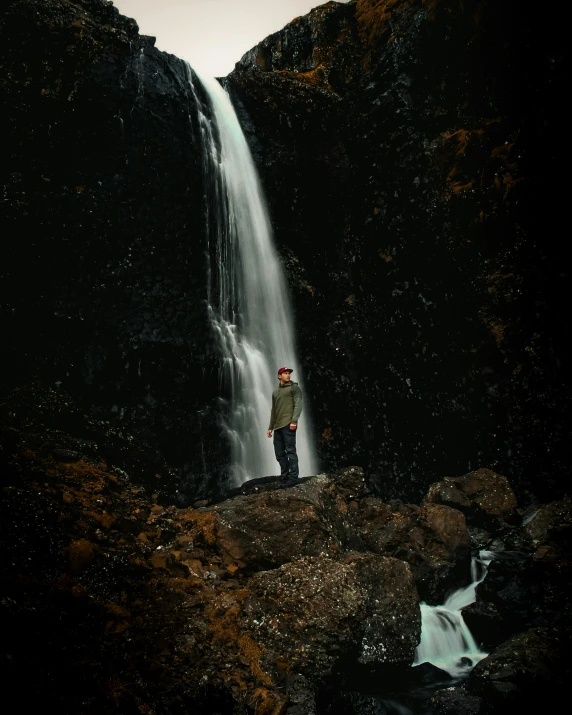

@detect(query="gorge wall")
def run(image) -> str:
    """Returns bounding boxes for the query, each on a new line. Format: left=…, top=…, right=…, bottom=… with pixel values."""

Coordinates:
left=227, top=0, right=568, bottom=502
left=1, top=0, right=226, bottom=499
left=1, top=0, right=568, bottom=505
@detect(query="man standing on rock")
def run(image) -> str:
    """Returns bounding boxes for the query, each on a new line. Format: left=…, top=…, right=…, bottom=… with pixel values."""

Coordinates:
left=267, top=367, right=303, bottom=485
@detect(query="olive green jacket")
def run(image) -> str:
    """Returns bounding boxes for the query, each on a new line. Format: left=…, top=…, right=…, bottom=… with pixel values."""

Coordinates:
left=268, top=382, right=303, bottom=431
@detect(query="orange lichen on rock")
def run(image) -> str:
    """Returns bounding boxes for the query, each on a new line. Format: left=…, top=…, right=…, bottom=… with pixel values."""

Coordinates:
left=203, top=590, right=272, bottom=688
left=178, top=509, right=218, bottom=546
left=501, top=172, right=520, bottom=199
left=489, top=322, right=504, bottom=347
left=248, top=687, right=287, bottom=715
left=443, top=127, right=484, bottom=157
left=356, top=0, right=412, bottom=47
left=449, top=178, right=475, bottom=195
left=83, top=510, right=116, bottom=528
left=276, top=64, right=332, bottom=90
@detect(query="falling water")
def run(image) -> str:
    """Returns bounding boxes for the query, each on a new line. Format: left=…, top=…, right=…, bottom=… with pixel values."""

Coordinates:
left=413, top=550, right=494, bottom=678
left=186, top=66, right=317, bottom=484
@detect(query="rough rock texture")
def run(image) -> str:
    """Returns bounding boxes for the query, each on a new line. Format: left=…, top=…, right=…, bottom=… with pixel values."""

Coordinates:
left=0, top=0, right=226, bottom=500
left=464, top=495, right=572, bottom=650
left=228, top=0, right=568, bottom=503
left=357, top=498, right=471, bottom=602
left=236, top=553, right=419, bottom=712
left=188, top=468, right=365, bottom=573
left=429, top=686, right=482, bottom=715
left=466, top=628, right=569, bottom=711
left=0, top=386, right=423, bottom=714
left=423, top=468, right=518, bottom=527
left=3, top=382, right=571, bottom=713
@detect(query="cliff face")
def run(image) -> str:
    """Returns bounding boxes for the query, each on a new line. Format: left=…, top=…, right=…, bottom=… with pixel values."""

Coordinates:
left=0, top=0, right=226, bottom=499
left=228, top=0, right=568, bottom=502
left=0, top=0, right=567, bottom=505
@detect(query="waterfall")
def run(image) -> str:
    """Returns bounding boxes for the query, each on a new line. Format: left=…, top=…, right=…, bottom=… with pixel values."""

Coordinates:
left=413, top=550, right=494, bottom=679
left=186, top=66, right=317, bottom=484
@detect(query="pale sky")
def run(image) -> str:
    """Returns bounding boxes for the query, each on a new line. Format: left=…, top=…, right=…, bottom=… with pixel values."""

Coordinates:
left=113, top=0, right=350, bottom=77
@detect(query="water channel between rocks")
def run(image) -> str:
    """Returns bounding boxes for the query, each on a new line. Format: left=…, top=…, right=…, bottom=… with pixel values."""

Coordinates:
left=413, top=550, right=494, bottom=679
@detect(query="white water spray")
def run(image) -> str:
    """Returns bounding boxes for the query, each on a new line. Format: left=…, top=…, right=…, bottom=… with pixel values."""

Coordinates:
left=413, top=550, right=494, bottom=678
left=186, top=66, right=317, bottom=484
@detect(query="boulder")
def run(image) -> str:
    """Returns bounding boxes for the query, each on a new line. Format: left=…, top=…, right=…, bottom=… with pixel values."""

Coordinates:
left=467, top=627, right=569, bottom=710
left=522, top=494, right=572, bottom=545
left=358, top=499, right=470, bottom=602
left=429, top=686, right=482, bottom=715
left=183, top=473, right=364, bottom=573
left=236, top=553, right=420, bottom=709
left=466, top=495, right=572, bottom=649
left=424, top=469, right=518, bottom=527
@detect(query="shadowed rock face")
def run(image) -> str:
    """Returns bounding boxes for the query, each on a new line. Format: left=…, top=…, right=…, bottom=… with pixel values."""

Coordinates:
left=466, top=627, right=568, bottom=710
left=2, top=385, right=570, bottom=713
left=1, top=0, right=568, bottom=507
left=0, top=0, right=228, bottom=499
left=358, top=498, right=471, bottom=602
left=424, top=467, right=518, bottom=527
left=227, top=0, right=569, bottom=503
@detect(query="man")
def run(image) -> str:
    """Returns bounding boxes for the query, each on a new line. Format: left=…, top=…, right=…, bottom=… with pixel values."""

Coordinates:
left=267, top=366, right=303, bottom=485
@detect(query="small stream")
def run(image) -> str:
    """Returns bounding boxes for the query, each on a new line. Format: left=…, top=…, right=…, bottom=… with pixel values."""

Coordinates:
left=321, top=551, right=495, bottom=714
left=413, top=550, right=494, bottom=679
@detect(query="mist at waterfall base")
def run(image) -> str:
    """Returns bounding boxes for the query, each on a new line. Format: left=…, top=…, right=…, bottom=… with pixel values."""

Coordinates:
left=186, top=65, right=317, bottom=484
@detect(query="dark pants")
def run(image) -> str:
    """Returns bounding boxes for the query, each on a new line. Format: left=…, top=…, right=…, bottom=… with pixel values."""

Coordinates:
left=273, top=425, right=299, bottom=480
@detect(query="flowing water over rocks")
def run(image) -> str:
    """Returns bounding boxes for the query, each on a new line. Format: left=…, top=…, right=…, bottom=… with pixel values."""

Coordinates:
left=187, top=68, right=317, bottom=484
left=413, top=551, right=494, bottom=679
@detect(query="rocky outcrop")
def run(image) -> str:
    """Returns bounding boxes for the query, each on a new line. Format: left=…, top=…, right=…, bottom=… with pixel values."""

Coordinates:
left=463, top=494, right=572, bottom=651
left=358, top=498, right=471, bottom=602
left=466, top=627, right=569, bottom=711
left=3, top=382, right=571, bottom=713
left=236, top=553, right=419, bottom=712
left=228, top=0, right=569, bottom=503
left=186, top=468, right=364, bottom=573
left=424, top=468, right=518, bottom=527
left=0, top=0, right=227, bottom=499
left=0, top=386, right=421, bottom=713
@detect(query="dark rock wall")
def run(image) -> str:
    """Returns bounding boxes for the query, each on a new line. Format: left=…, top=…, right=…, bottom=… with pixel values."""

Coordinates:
left=227, top=0, right=568, bottom=502
left=1, top=0, right=568, bottom=505
left=0, top=0, right=227, bottom=498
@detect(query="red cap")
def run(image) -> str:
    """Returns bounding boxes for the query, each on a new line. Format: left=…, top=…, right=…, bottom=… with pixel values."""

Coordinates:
left=277, top=366, right=293, bottom=376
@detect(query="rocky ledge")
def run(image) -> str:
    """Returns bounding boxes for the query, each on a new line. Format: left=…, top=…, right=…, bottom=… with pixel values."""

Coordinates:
left=1, top=383, right=570, bottom=713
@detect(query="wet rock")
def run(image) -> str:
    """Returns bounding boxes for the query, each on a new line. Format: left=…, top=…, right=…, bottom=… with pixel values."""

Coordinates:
left=0, top=0, right=225, bottom=497
left=187, top=473, right=363, bottom=572
left=466, top=496, right=572, bottom=649
left=430, top=685, right=482, bottom=715
left=522, top=495, right=572, bottom=546
left=358, top=499, right=470, bottom=602
left=52, top=448, right=80, bottom=462
left=424, top=469, right=518, bottom=528
left=237, top=553, right=419, bottom=707
left=467, top=627, right=570, bottom=711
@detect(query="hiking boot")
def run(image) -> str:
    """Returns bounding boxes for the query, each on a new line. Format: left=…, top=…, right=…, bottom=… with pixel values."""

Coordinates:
left=280, top=477, right=299, bottom=487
